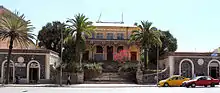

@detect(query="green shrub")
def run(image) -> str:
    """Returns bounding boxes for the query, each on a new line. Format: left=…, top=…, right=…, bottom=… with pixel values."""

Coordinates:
left=83, top=63, right=102, bottom=73
left=118, top=62, right=137, bottom=73
left=83, top=63, right=103, bottom=79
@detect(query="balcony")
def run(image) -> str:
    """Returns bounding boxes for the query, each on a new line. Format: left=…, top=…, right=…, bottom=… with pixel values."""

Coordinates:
left=86, top=38, right=133, bottom=45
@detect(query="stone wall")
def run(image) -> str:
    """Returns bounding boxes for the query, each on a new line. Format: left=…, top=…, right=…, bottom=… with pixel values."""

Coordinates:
left=0, top=54, right=46, bottom=83
left=173, top=57, right=220, bottom=77
left=143, top=67, right=170, bottom=84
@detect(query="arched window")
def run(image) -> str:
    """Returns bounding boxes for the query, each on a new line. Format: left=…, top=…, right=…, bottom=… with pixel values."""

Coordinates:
left=117, top=46, right=123, bottom=53
left=96, top=46, right=103, bottom=53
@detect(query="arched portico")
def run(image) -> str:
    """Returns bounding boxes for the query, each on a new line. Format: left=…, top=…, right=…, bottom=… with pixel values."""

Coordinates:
left=1, top=60, right=15, bottom=83
left=207, top=59, right=220, bottom=78
left=26, top=60, right=40, bottom=83
left=179, top=59, right=194, bottom=78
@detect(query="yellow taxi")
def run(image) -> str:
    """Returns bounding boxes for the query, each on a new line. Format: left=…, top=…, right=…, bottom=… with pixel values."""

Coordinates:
left=158, top=75, right=190, bottom=87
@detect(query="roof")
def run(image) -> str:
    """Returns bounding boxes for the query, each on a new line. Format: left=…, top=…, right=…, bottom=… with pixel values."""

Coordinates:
left=92, top=22, right=137, bottom=28
left=0, top=48, right=59, bottom=55
left=169, top=52, right=219, bottom=56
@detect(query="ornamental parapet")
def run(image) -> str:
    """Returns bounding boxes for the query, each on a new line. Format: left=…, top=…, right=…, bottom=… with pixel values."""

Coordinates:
left=85, top=39, right=140, bottom=46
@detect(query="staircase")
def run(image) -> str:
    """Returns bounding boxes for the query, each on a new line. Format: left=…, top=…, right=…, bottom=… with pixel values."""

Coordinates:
left=84, top=72, right=135, bottom=84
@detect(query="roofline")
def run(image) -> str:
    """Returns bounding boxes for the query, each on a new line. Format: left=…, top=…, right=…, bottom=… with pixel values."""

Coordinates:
left=94, top=25, right=138, bottom=28
left=169, top=52, right=218, bottom=56
left=0, top=48, right=59, bottom=55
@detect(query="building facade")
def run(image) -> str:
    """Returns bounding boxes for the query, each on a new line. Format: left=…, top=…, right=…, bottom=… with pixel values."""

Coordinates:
left=84, top=22, right=141, bottom=62
left=0, top=6, right=60, bottom=84
left=157, top=52, right=220, bottom=79
left=0, top=49, right=59, bottom=84
left=144, top=52, right=220, bottom=84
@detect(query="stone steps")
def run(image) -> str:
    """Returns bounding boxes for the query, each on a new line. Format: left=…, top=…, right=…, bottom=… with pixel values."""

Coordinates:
left=84, top=72, right=134, bottom=84
left=84, top=80, right=134, bottom=84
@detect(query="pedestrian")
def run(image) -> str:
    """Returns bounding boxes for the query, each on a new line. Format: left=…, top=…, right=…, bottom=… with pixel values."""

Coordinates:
left=67, top=74, right=71, bottom=85
left=15, top=75, right=18, bottom=84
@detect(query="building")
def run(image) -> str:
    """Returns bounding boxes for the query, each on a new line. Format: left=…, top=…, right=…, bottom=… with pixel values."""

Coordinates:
left=0, top=6, right=59, bottom=84
left=84, top=21, right=141, bottom=62
left=144, top=52, right=220, bottom=84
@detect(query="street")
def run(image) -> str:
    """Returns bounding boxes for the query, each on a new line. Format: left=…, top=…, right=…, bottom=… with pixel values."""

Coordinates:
left=0, top=85, right=220, bottom=93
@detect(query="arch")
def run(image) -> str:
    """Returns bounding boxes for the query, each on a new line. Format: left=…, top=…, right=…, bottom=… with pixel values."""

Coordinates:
left=117, top=46, right=124, bottom=53
left=179, top=59, right=194, bottom=78
left=96, top=45, right=103, bottom=53
left=129, top=45, right=138, bottom=52
left=26, top=60, right=41, bottom=83
left=1, top=60, right=15, bottom=83
left=207, top=59, right=220, bottom=76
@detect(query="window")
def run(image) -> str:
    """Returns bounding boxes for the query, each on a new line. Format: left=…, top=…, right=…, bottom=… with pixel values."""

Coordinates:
left=117, top=46, right=123, bottom=53
left=207, top=77, right=212, bottom=80
left=107, top=33, right=114, bottom=39
left=96, top=33, right=103, bottom=39
left=172, top=77, right=178, bottom=80
left=96, top=46, right=103, bottom=53
left=178, top=76, right=185, bottom=80
left=117, top=33, right=124, bottom=39
left=91, top=33, right=95, bottom=39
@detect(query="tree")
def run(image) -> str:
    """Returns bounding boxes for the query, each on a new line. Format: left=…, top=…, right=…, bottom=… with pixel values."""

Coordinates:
left=37, top=21, right=67, bottom=56
left=148, top=30, right=177, bottom=65
left=114, top=49, right=129, bottom=64
left=130, top=21, right=162, bottom=69
left=88, top=44, right=95, bottom=61
left=0, top=12, right=35, bottom=84
left=66, top=13, right=95, bottom=71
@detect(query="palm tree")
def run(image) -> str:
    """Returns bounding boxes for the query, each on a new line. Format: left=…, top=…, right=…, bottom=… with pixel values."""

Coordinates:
left=88, top=44, right=95, bottom=61
left=66, top=13, right=95, bottom=71
left=130, top=21, right=162, bottom=69
left=0, top=12, right=35, bottom=84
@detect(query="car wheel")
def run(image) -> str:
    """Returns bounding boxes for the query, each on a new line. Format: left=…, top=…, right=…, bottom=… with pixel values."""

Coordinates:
left=191, top=83, right=196, bottom=88
left=204, top=85, right=207, bottom=87
left=211, top=83, right=215, bottom=87
left=163, top=83, right=169, bottom=87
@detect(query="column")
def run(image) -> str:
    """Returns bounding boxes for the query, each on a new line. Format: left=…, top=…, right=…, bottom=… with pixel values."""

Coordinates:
left=127, top=45, right=131, bottom=61
left=102, top=46, right=106, bottom=60
left=137, top=47, right=140, bottom=61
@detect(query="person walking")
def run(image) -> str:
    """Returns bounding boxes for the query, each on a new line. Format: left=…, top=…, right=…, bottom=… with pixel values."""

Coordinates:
left=67, top=74, right=71, bottom=85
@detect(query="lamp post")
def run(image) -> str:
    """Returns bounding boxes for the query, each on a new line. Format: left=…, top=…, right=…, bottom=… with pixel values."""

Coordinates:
left=156, top=46, right=159, bottom=86
left=59, top=26, right=64, bottom=86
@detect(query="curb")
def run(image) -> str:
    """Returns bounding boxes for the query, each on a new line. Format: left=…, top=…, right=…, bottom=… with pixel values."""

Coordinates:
left=1, top=84, right=157, bottom=88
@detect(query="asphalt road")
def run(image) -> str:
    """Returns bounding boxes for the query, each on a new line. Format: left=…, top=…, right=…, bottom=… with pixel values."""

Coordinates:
left=0, top=86, right=220, bottom=93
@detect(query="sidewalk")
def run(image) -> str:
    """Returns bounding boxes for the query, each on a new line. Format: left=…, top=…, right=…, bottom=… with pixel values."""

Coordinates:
left=1, top=84, right=157, bottom=88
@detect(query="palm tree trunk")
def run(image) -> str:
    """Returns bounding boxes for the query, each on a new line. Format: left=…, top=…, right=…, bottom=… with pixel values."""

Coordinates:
left=5, top=37, right=14, bottom=84
left=143, top=48, right=147, bottom=69
left=146, top=48, right=149, bottom=69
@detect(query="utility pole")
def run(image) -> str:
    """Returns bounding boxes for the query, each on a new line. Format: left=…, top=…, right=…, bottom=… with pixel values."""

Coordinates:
left=59, top=26, right=63, bottom=86
left=156, top=46, right=159, bottom=86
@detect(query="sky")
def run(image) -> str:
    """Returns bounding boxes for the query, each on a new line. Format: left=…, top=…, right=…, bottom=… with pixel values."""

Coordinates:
left=1, top=0, right=220, bottom=52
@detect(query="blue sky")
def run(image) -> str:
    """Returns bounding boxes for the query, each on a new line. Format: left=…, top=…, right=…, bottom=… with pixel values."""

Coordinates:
left=1, top=0, right=220, bottom=52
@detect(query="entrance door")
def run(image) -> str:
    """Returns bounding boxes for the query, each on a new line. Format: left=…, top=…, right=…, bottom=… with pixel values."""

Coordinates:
left=209, top=62, right=219, bottom=79
left=29, top=68, right=38, bottom=83
left=107, top=46, right=113, bottom=60
left=28, top=62, right=40, bottom=83
left=130, top=52, right=137, bottom=61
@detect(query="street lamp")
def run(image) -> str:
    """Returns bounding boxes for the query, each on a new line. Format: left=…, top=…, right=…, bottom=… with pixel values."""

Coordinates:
left=156, top=46, right=159, bottom=86
left=59, top=26, right=64, bottom=86
left=157, top=47, right=168, bottom=86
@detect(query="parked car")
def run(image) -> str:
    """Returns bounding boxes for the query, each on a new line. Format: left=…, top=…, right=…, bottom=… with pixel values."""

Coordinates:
left=158, top=75, right=190, bottom=87
left=182, top=76, right=220, bottom=88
